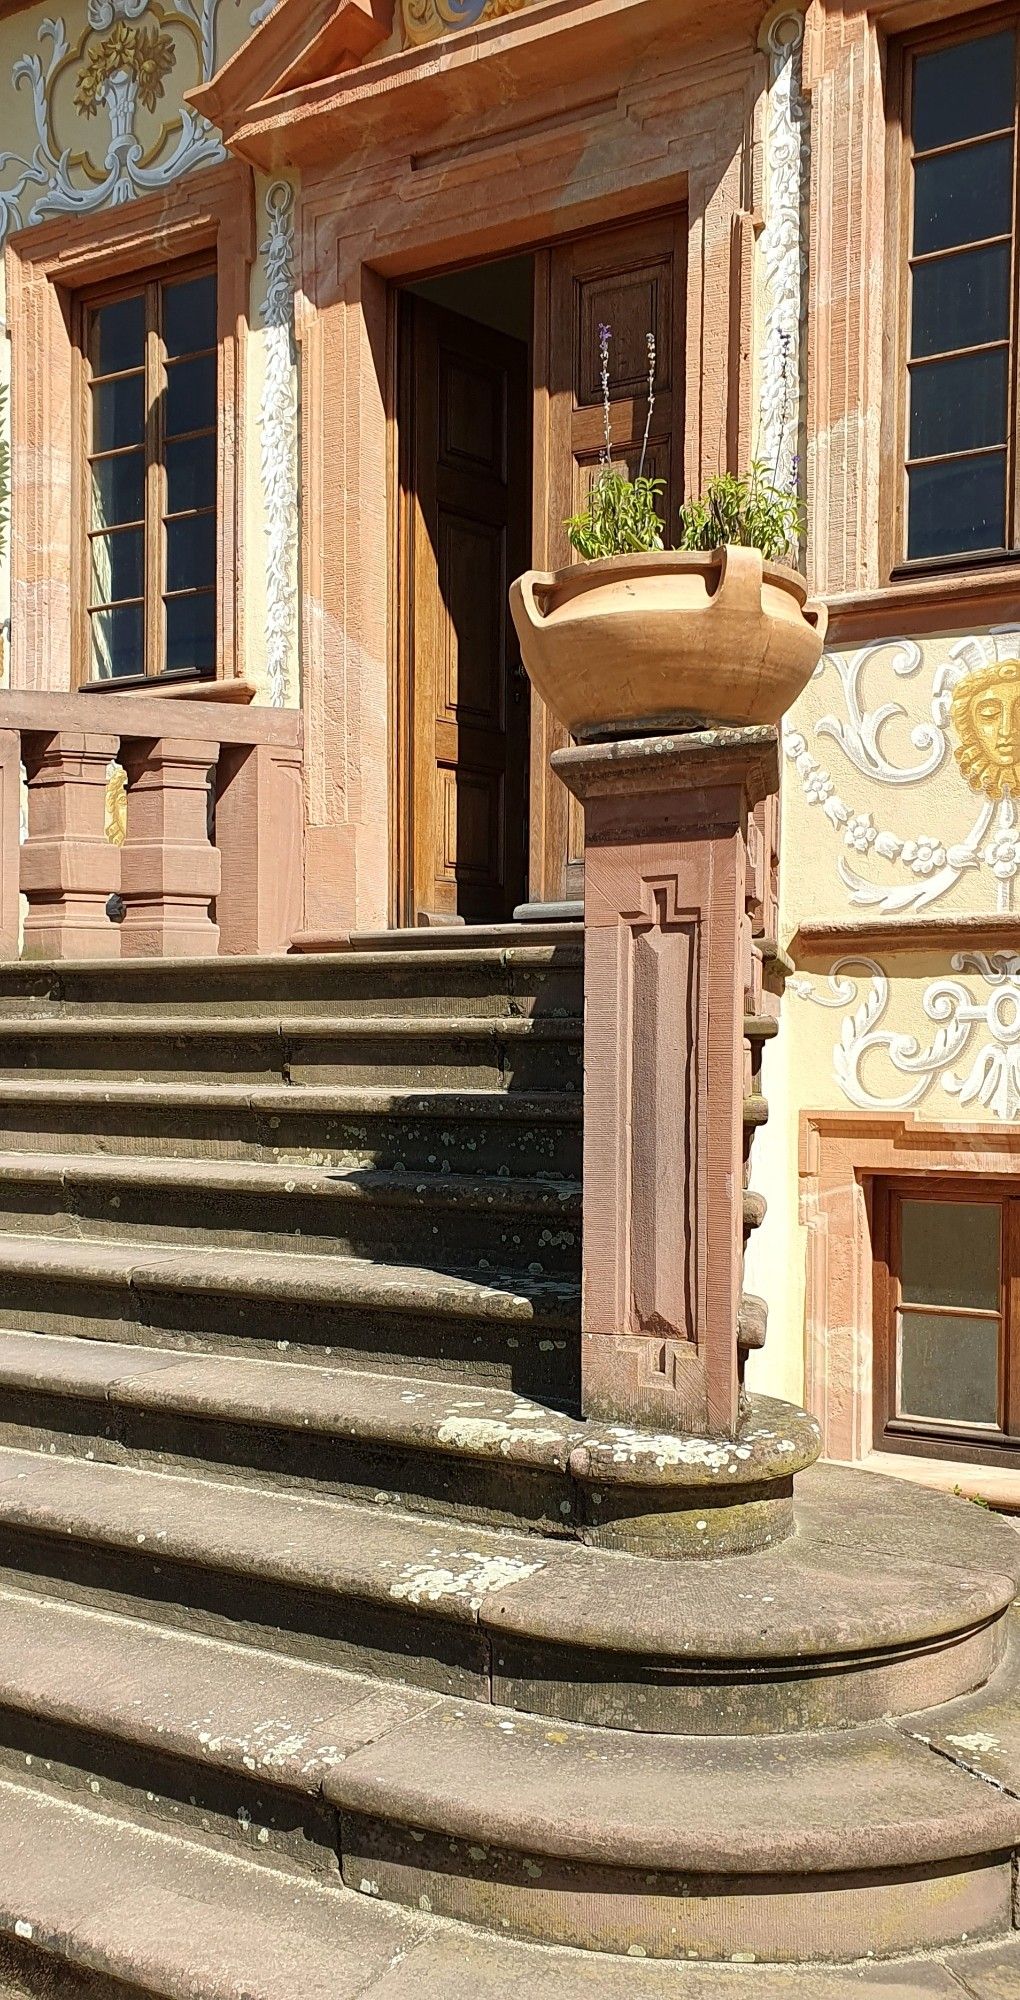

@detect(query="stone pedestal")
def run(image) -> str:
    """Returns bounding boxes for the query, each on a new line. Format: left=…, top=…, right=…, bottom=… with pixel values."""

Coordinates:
left=20, top=731, right=121, bottom=960
left=553, top=726, right=779, bottom=1442
left=119, top=738, right=220, bottom=958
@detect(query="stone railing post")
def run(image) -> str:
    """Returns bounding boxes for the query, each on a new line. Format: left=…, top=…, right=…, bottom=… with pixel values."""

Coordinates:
left=553, top=726, right=779, bottom=1439
left=20, top=731, right=121, bottom=960
left=214, top=741, right=304, bottom=955
left=119, top=737, right=220, bottom=958
left=0, top=730, right=22, bottom=960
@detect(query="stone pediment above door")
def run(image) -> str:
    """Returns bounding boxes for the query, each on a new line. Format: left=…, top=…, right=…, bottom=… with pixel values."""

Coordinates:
left=188, top=0, right=395, bottom=143
left=189, top=0, right=704, bottom=171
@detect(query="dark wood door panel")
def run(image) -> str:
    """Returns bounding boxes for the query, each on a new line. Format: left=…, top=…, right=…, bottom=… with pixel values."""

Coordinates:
left=402, top=295, right=530, bottom=924
left=530, top=211, right=687, bottom=903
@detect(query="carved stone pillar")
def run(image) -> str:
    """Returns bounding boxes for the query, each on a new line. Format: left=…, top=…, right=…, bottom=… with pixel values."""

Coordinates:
left=553, top=726, right=779, bottom=1439
left=20, top=731, right=121, bottom=960
left=119, top=737, right=220, bottom=958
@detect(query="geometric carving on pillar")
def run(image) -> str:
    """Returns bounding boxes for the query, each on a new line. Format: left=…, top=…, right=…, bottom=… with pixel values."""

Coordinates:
left=554, top=727, right=780, bottom=1439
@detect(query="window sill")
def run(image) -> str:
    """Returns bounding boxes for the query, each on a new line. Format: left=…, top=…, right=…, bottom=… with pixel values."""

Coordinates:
left=823, top=558, right=1020, bottom=645
left=79, top=676, right=257, bottom=705
left=850, top=1447, right=1020, bottom=1515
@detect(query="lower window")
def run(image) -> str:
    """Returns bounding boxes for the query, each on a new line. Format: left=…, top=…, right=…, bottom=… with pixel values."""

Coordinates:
left=873, top=1179, right=1020, bottom=1464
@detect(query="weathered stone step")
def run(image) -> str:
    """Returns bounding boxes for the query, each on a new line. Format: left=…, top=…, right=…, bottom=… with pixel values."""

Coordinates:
left=0, top=1582, right=1017, bottom=1971
left=0, top=1152, right=582, bottom=1275
left=0, top=1235, right=579, bottom=1399
left=0, top=1449, right=1009, bottom=1733
left=6, top=1774, right=1013, bottom=1999
left=0, top=943, right=583, bottom=1020
left=330, top=1697, right=1020, bottom=1962
left=0, top=1586, right=434, bottom=1876
left=0, top=1332, right=590, bottom=1531
left=0, top=1012, right=582, bottom=1089
left=0, top=1079, right=583, bottom=1176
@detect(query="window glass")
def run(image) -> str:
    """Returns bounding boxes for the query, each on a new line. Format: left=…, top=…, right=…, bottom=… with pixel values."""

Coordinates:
left=899, top=1310, right=1000, bottom=1425
left=900, top=1199, right=1000, bottom=1308
left=85, top=267, right=217, bottom=680
left=904, top=29, right=1018, bottom=563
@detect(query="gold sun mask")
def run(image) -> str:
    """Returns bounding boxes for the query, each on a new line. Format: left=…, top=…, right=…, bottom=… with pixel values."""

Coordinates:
left=952, top=658, right=1020, bottom=799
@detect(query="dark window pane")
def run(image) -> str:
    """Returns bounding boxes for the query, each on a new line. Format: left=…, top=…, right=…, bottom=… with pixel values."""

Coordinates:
left=165, top=354, right=216, bottom=437
left=911, top=242, right=1011, bottom=358
left=89, top=294, right=144, bottom=377
left=909, top=348, right=1008, bottom=458
left=164, top=591, right=215, bottom=675
left=163, top=274, right=216, bottom=358
left=89, top=528, right=144, bottom=608
left=913, top=136, right=1014, bottom=256
left=92, top=373, right=144, bottom=452
left=907, top=451, right=1007, bottom=558
left=900, top=1199, right=1000, bottom=1308
left=166, top=433, right=216, bottom=515
left=91, top=450, right=144, bottom=531
left=899, top=1310, right=1000, bottom=1426
left=166, top=515, right=216, bottom=594
left=912, top=31, right=1016, bottom=152
left=90, top=602, right=143, bottom=680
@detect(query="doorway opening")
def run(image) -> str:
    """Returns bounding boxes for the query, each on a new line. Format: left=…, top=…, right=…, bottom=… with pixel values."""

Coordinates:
left=396, top=254, right=534, bottom=927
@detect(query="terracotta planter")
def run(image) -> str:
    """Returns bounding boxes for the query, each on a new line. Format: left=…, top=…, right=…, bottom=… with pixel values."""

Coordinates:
left=509, top=544, right=827, bottom=740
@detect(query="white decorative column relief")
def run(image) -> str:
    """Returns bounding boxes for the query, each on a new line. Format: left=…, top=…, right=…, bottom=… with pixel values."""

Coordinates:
left=758, top=5, right=808, bottom=496
left=259, top=181, right=299, bottom=709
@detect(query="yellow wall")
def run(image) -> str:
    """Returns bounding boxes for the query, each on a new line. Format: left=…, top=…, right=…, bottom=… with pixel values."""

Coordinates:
left=748, top=625, right=1020, bottom=1406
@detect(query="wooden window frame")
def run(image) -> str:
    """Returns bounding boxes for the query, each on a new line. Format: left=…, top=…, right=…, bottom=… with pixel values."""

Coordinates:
left=884, top=6, right=1020, bottom=582
left=75, top=252, right=218, bottom=688
left=873, top=1174, right=1020, bottom=1468
left=4, top=163, right=252, bottom=695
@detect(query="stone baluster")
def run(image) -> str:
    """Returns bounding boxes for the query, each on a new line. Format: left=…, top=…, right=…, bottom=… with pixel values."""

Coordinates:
left=553, top=726, right=780, bottom=1440
left=20, top=730, right=121, bottom=959
left=0, top=729, right=22, bottom=960
left=119, top=737, right=220, bottom=958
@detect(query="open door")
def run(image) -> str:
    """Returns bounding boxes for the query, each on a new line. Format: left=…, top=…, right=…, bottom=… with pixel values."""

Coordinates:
left=530, top=212, right=687, bottom=903
left=400, top=294, right=531, bottom=924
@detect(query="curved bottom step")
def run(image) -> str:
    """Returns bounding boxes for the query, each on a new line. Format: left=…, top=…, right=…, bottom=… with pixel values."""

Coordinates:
left=0, top=1776, right=1018, bottom=2000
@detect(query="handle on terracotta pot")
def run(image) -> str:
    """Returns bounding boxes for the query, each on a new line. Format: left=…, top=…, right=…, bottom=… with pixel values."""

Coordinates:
left=803, top=597, right=829, bottom=645
left=509, top=569, right=553, bottom=636
left=711, top=543, right=765, bottom=614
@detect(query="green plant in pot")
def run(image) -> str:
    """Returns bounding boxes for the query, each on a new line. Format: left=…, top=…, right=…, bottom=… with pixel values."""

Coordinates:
left=509, top=324, right=826, bottom=742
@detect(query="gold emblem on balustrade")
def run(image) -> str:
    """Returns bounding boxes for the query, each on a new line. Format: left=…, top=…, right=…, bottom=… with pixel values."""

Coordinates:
left=952, top=658, right=1020, bottom=800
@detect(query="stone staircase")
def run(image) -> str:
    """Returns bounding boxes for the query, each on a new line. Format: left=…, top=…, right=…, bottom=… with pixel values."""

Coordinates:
left=0, top=933, right=1018, bottom=1999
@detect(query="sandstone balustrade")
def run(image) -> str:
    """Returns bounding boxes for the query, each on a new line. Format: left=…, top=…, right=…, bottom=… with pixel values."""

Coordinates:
left=0, top=690, right=303, bottom=960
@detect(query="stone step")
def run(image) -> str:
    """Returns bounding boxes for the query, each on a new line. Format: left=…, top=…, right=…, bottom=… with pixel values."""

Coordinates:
left=5, top=1774, right=1014, bottom=1999
left=329, top=1695, right=1020, bottom=1962
left=0, top=1331, right=590, bottom=1531
left=0, top=1449, right=1010, bottom=1734
left=0, top=945, right=582, bottom=1020
left=0, top=1152, right=582, bottom=1276
left=0, top=1012, right=582, bottom=1089
left=0, top=1079, right=583, bottom=1176
left=0, top=1235, right=579, bottom=1399
left=0, top=1581, right=1017, bottom=1970
left=0, top=1586, right=434, bottom=1876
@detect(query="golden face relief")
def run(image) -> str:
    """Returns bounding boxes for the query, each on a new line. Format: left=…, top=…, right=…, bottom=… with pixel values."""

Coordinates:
left=952, top=659, right=1020, bottom=799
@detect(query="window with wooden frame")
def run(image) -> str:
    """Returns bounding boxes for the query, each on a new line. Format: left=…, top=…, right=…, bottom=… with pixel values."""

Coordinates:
left=78, top=259, right=218, bottom=683
left=891, top=16, right=1020, bottom=571
left=873, top=1179, right=1020, bottom=1464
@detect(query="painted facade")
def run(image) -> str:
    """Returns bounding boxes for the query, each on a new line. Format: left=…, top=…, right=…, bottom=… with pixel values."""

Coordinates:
left=0, top=0, right=1017, bottom=1496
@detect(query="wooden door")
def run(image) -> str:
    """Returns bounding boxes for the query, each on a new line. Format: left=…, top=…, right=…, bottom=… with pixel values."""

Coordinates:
left=401, top=296, right=530, bottom=924
left=530, top=212, right=687, bottom=903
